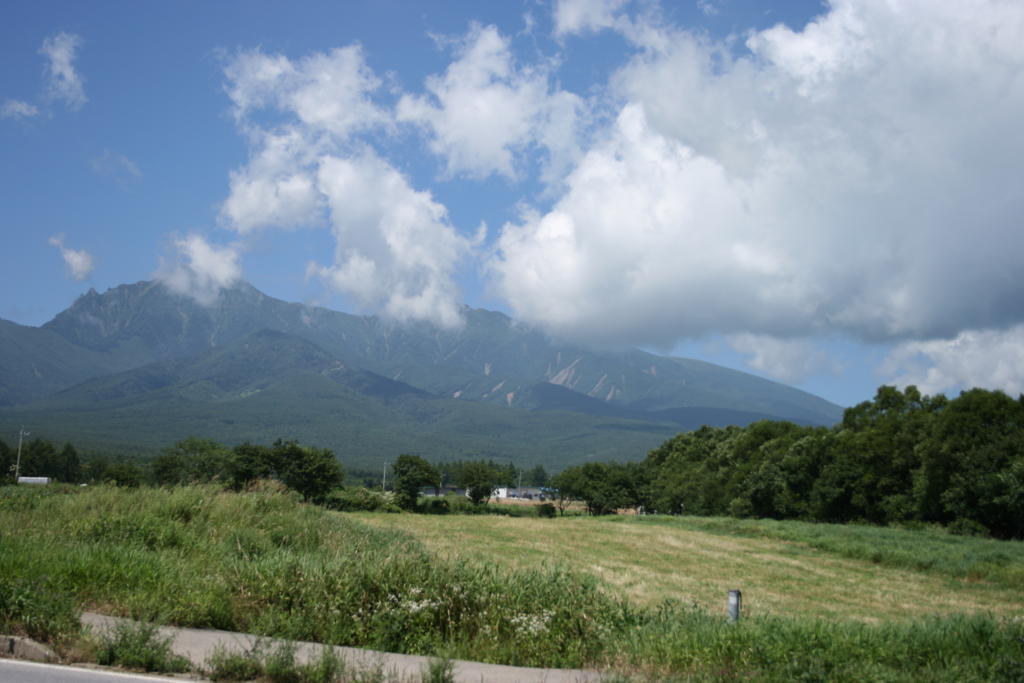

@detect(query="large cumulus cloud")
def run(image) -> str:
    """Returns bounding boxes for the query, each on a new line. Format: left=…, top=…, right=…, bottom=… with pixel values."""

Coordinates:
left=491, top=0, right=1024, bottom=369
left=219, top=44, right=474, bottom=327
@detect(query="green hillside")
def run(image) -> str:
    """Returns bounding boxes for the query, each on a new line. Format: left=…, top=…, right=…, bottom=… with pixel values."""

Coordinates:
left=0, top=281, right=844, bottom=467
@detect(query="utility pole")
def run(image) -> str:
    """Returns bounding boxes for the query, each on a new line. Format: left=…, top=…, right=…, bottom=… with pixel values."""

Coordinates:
left=13, top=427, right=28, bottom=484
left=382, top=462, right=388, bottom=491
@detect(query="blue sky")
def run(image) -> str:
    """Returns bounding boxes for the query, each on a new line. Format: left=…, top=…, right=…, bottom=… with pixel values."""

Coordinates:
left=3, top=0, right=1024, bottom=408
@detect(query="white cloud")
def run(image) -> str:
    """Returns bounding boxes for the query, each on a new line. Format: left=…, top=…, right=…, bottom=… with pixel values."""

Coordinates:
left=310, top=151, right=474, bottom=328
left=696, top=0, right=720, bottom=17
left=220, top=46, right=387, bottom=234
left=223, top=45, right=385, bottom=139
left=397, top=23, right=583, bottom=181
left=91, top=150, right=142, bottom=185
left=726, top=333, right=833, bottom=384
left=1, top=99, right=38, bottom=119
left=883, top=326, right=1024, bottom=397
left=220, top=42, right=477, bottom=328
left=48, top=235, right=94, bottom=281
left=220, top=127, right=324, bottom=233
left=553, top=0, right=628, bottom=37
left=491, top=0, right=1024, bottom=350
left=157, top=234, right=242, bottom=306
left=40, top=32, right=86, bottom=110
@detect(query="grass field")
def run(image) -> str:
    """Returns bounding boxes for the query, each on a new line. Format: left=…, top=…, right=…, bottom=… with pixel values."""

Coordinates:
left=354, top=512, right=1024, bottom=622
left=2, top=484, right=1023, bottom=680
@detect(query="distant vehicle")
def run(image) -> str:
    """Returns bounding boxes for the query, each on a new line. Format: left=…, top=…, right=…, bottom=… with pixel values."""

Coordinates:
left=17, top=476, right=50, bottom=485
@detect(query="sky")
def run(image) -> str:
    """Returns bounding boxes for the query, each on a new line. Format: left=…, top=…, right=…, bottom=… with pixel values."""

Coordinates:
left=2, top=0, right=1023, bottom=409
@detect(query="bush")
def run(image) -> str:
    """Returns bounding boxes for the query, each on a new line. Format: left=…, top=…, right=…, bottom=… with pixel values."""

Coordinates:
left=948, top=518, right=991, bottom=537
left=421, top=497, right=450, bottom=514
left=321, top=487, right=399, bottom=512
left=206, top=641, right=348, bottom=682
left=537, top=503, right=556, bottom=518
left=95, top=621, right=190, bottom=673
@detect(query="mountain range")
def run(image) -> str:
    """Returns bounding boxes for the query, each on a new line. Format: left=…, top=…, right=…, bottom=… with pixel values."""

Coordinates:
left=0, top=281, right=843, bottom=470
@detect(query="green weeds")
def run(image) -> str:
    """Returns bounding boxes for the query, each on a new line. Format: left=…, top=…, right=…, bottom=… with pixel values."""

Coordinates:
left=0, top=576, right=80, bottom=644
left=94, top=621, right=190, bottom=673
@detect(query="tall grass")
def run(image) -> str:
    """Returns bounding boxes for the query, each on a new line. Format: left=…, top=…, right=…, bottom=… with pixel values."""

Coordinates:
left=0, top=484, right=624, bottom=667
left=1, top=484, right=1022, bottom=679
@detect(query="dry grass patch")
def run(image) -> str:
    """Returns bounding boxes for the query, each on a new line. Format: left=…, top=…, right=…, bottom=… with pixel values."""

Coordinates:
left=352, top=513, right=1024, bottom=622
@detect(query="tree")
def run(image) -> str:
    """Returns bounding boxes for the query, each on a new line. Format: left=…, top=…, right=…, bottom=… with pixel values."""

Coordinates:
left=153, top=437, right=232, bottom=486
left=56, top=443, right=81, bottom=483
left=0, top=439, right=11, bottom=484
left=551, top=463, right=635, bottom=515
left=228, top=442, right=276, bottom=490
left=458, top=461, right=497, bottom=505
left=527, top=464, right=549, bottom=487
left=273, top=440, right=343, bottom=502
left=104, top=462, right=144, bottom=487
left=392, top=455, right=440, bottom=510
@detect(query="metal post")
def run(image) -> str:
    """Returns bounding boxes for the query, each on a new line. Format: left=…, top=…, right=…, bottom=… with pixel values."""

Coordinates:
left=728, top=589, right=742, bottom=623
left=13, top=427, right=28, bottom=484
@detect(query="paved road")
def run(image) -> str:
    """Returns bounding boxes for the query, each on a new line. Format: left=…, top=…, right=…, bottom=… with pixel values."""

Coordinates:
left=0, top=659, right=191, bottom=682
left=81, top=613, right=604, bottom=683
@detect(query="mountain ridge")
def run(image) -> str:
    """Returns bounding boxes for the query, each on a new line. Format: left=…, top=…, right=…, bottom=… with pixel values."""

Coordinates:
left=0, top=280, right=843, bottom=468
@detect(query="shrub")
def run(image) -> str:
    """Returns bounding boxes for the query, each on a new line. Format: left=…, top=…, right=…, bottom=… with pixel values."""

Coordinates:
left=322, top=487, right=399, bottom=512
left=95, top=621, right=190, bottom=673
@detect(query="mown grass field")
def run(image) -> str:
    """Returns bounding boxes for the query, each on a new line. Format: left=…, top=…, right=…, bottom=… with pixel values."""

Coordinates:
left=354, top=511, right=1024, bottom=622
left=2, top=484, right=1023, bottom=681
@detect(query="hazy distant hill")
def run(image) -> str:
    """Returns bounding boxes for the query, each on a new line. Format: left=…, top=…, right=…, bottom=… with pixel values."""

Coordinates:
left=0, top=281, right=843, bottom=468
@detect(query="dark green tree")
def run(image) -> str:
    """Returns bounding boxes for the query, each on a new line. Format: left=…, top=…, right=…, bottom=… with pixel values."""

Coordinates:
left=392, top=454, right=441, bottom=510
left=104, top=462, right=144, bottom=487
left=0, top=439, right=11, bottom=484
left=458, top=461, right=498, bottom=505
left=273, top=440, right=344, bottom=502
left=527, top=464, right=549, bottom=487
left=227, top=442, right=276, bottom=490
left=551, top=463, right=636, bottom=515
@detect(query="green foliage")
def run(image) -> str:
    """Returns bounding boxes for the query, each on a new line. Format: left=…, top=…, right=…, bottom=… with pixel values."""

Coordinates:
left=391, top=455, right=440, bottom=510
left=206, top=645, right=265, bottom=681
left=0, top=575, right=80, bottom=643
left=526, top=464, right=549, bottom=487
left=104, top=462, right=144, bottom=487
left=619, top=608, right=1024, bottom=682
left=206, top=642, right=352, bottom=682
left=552, top=461, right=647, bottom=515
left=274, top=440, right=344, bottom=502
left=322, top=487, right=399, bottom=512
left=422, top=657, right=454, bottom=683
left=95, top=621, right=191, bottom=673
left=642, top=386, right=1024, bottom=538
left=152, top=436, right=231, bottom=485
left=0, top=438, right=11, bottom=484
left=456, top=461, right=498, bottom=505
left=6, top=437, right=82, bottom=483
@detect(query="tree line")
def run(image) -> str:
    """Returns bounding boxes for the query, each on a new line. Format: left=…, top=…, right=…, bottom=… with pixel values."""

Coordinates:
left=553, top=386, right=1024, bottom=539
left=1, top=436, right=344, bottom=502
left=2, top=434, right=550, bottom=513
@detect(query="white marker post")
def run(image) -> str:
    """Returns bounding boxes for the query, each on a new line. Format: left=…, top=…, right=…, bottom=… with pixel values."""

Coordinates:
left=728, top=589, right=742, bottom=623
